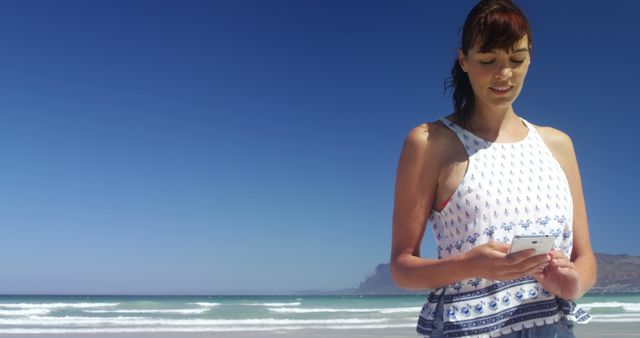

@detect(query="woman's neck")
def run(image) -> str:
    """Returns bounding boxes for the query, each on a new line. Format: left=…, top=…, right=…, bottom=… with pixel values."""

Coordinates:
left=460, top=104, right=525, bottom=141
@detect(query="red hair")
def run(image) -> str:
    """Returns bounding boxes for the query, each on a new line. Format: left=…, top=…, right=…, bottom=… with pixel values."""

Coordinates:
left=445, top=0, right=533, bottom=128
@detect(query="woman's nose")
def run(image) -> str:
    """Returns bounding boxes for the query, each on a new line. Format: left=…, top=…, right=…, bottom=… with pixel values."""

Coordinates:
left=494, top=67, right=512, bottom=80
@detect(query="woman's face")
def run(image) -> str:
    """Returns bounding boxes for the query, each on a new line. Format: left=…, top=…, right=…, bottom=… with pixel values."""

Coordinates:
left=457, top=35, right=531, bottom=110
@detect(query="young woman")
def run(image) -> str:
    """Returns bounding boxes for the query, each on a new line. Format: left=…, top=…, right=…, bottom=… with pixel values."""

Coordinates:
left=390, top=0, right=597, bottom=337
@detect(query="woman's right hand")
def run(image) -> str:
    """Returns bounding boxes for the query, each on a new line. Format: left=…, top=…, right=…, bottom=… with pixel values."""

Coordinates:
left=462, top=241, right=552, bottom=281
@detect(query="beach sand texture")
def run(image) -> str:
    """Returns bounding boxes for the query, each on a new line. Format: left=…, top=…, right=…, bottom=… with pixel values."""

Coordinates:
left=1, top=323, right=640, bottom=338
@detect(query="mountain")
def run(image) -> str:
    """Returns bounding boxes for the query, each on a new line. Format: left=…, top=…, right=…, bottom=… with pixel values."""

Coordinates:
left=351, top=252, right=640, bottom=295
left=589, top=253, right=640, bottom=293
left=354, top=261, right=424, bottom=295
left=297, top=252, right=640, bottom=296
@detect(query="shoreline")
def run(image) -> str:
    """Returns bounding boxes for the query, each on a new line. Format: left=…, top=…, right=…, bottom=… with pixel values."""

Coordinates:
left=1, top=323, right=640, bottom=338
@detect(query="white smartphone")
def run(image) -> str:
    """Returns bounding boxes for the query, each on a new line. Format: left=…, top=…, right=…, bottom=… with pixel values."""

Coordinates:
left=508, top=235, right=554, bottom=256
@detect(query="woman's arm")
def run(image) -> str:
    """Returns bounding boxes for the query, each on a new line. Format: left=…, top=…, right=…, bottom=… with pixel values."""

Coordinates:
left=389, top=123, right=549, bottom=290
left=389, top=123, right=471, bottom=289
left=538, top=126, right=598, bottom=299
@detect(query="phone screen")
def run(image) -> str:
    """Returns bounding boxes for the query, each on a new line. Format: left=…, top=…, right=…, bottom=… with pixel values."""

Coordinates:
left=508, top=235, right=554, bottom=256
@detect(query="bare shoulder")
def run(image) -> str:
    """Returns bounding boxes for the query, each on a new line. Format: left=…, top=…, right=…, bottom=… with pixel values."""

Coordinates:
left=398, top=119, right=453, bottom=177
left=533, top=123, right=572, bottom=146
left=403, top=119, right=455, bottom=152
left=530, top=122, right=576, bottom=165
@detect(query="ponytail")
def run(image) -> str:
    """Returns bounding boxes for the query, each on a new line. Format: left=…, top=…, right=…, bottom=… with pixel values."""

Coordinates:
left=445, top=56, right=474, bottom=129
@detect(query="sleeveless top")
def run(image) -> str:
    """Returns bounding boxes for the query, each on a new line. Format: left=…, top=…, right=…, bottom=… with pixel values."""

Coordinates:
left=416, top=116, right=591, bottom=338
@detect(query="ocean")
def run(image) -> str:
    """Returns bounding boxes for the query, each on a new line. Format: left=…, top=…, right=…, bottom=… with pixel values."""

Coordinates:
left=0, top=293, right=637, bottom=335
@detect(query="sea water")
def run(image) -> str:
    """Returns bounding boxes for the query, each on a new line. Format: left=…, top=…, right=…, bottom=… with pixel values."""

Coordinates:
left=0, top=293, right=637, bottom=334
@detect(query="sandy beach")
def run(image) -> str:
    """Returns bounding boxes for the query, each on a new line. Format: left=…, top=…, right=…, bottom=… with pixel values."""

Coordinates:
left=1, top=323, right=639, bottom=338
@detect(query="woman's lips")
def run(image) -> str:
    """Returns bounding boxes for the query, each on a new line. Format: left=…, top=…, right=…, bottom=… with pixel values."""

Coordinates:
left=490, top=86, right=513, bottom=95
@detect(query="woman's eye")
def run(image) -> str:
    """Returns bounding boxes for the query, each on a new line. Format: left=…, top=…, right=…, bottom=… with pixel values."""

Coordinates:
left=480, top=60, right=525, bottom=65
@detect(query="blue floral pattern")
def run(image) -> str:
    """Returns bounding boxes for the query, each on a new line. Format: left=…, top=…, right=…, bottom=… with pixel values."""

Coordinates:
left=416, top=116, right=591, bottom=338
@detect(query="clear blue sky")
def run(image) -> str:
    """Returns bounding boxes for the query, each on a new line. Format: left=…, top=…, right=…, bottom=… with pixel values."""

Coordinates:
left=1, top=0, right=638, bottom=295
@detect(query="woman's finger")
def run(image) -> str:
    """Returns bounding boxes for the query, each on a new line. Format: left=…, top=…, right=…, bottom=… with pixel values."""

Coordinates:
left=551, top=250, right=567, bottom=260
left=547, top=250, right=567, bottom=266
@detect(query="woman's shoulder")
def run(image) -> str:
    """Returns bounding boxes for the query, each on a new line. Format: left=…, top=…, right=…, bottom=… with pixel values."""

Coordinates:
left=400, top=117, right=461, bottom=168
left=528, top=121, right=573, bottom=146
left=527, top=120, right=576, bottom=162
left=404, top=117, right=456, bottom=148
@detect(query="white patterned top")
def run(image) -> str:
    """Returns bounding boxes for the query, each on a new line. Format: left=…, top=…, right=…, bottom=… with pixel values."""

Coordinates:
left=416, top=116, right=591, bottom=338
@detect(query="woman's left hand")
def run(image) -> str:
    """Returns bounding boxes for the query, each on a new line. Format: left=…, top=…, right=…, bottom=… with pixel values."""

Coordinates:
left=530, top=250, right=581, bottom=300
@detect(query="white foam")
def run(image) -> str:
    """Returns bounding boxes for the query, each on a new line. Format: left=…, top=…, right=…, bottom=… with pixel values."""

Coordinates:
left=0, top=302, right=119, bottom=309
left=241, top=302, right=301, bottom=307
left=0, top=309, right=50, bottom=316
left=268, top=306, right=419, bottom=314
left=576, top=312, right=640, bottom=323
left=0, top=316, right=149, bottom=326
left=188, top=302, right=220, bottom=307
left=591, top=313, right=640, bottom=319
left=379, top=306, right=423, bottom=314
left=84, top=308, right=210, bottom=314
left=579, top=301, right=640, bottom=312
left=0, top=316, right=388, bottom=327
left=0, top=322, right=416, bottom=334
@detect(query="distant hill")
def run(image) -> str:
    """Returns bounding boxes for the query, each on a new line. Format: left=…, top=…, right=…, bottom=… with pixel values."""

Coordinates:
left=590, top=253, right=640, bottom=293
left=294, top=252, right=640, bottom=295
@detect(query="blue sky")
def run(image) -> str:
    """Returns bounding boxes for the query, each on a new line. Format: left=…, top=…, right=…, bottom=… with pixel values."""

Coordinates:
left=1, top=0, right=638, bottom=295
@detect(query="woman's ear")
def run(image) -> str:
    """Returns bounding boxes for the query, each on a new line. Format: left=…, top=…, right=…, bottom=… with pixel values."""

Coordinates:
left=457, top=48, right=468, bottom=72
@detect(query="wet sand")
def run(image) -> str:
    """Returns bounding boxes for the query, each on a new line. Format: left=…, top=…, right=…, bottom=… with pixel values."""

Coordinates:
left=0, top=322, right=639, bottom=338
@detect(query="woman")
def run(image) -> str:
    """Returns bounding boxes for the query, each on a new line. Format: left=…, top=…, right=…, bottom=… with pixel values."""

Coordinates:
left=390, top=0, right=597, bottom=337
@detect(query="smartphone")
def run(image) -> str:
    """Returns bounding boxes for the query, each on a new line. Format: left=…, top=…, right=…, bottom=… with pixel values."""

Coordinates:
left=508, top=235, right=554, bottom=256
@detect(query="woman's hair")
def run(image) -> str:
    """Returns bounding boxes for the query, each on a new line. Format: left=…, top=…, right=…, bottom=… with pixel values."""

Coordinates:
left=445, top=0, right=533, bottom=128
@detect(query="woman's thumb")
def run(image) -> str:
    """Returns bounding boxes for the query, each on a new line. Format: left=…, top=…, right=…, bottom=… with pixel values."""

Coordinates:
left=489, top=240, right=510, bottom=253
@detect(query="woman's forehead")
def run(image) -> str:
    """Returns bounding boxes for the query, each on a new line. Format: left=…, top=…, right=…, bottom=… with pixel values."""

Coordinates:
left=471, top=36, right=530, bottom=54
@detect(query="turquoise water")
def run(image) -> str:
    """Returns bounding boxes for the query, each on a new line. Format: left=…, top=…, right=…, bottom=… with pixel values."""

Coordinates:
left=0, top=293, right=637, bottom=334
